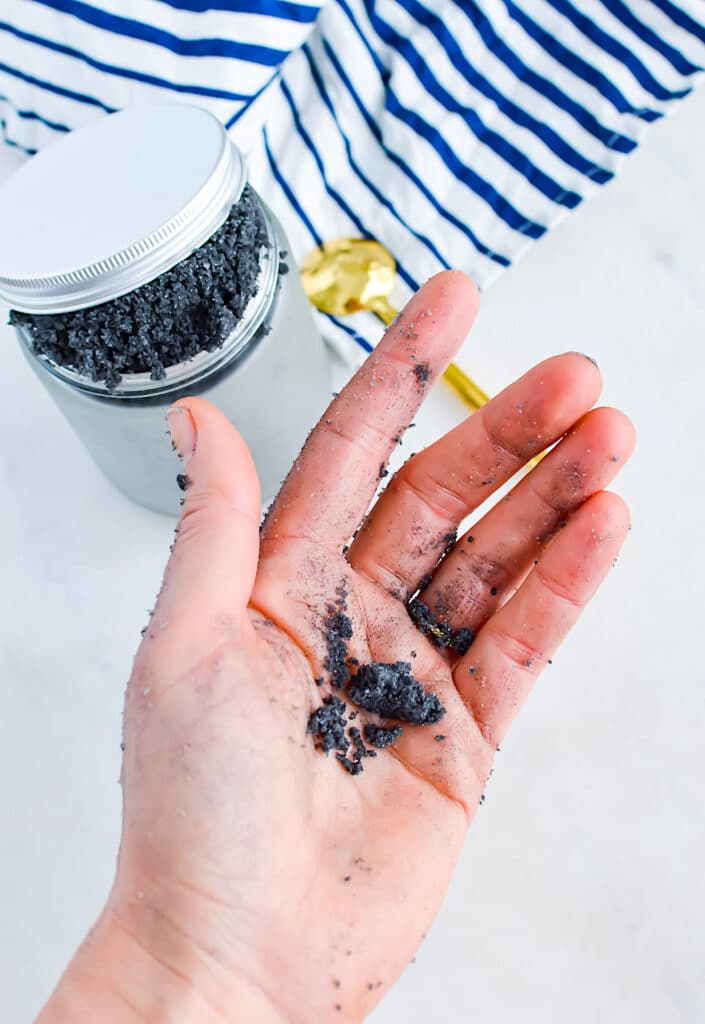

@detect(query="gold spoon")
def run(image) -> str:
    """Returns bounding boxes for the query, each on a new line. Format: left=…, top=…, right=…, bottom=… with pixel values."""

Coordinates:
left=301, top=238, right=490, bottom=411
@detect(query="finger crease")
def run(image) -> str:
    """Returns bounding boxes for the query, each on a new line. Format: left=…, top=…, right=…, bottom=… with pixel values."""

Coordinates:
left=355, top=560, right=410, bottom=602
left=526, top=477, right=582, bottom=523
left=490, top=627, right=545, bottom=671
left=385, top=743, right=471, bottom=820
left=534, top=567, right=585, bottom=611
left=479, top=406, right=530, bottom=466
left=395, top=473, right=462, bottom=525
left=320, top=415, right=395, bottom=461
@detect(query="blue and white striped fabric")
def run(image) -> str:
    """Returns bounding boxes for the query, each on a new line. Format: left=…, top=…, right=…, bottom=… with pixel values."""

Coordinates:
left=1, top=1, right=703, bottom=362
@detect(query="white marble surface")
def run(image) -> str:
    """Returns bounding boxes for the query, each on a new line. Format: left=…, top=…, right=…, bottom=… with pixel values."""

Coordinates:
left=1, top=88, right=704, bottom=1023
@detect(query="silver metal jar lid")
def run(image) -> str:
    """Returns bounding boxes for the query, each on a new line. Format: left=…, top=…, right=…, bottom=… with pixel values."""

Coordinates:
left=0, top=104, right=247, bottom=313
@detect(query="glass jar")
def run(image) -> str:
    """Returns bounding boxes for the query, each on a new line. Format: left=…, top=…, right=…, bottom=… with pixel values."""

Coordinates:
left=0, top=105, right=330, bottom=515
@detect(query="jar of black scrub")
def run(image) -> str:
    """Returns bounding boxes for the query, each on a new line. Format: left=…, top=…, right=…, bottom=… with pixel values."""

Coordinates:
left=0, top=105, right=330, bottom=515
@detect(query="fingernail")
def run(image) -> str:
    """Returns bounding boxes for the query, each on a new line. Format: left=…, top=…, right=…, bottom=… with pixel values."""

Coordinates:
left=572, top=352, right=599, bottom=369
left=167, top=407, right=197, bottom=466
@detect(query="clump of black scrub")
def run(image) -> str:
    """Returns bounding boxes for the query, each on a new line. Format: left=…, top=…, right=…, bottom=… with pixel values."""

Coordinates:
left=408, top=599, right=474, bottom=655
left=324, top=609, right=354, bottom=690
left=364, top=723, right=403, bottom=749
left=337, top=726, right=376, bottom=775
left=307, top=582, right=447, bottom=775
left=348, top=661, right=446, bottom=726
left=308, top=696, right=349, bottom=754
left=308, top=698, right=378, bottom=776
left=450, top=627, right=474, bottom=655
left=10, top=186, right=269, bottom=391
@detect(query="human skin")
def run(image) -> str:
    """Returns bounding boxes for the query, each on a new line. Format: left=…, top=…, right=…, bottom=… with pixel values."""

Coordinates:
left=39, top=272, right=634, bottom=1023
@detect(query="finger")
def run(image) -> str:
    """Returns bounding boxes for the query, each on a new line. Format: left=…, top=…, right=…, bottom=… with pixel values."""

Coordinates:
left=453, top=491, right=631, bottom=749
left=262, top=271, right=479, bottom=550
left=348, top=353, right=601, bottom=599
left=139, top=398, right=261, bottom=670
left=414, top=407, right=635, bottom=652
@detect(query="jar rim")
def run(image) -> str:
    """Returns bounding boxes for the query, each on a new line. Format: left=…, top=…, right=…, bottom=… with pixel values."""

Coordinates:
left=14, top=207, right=280, bottom=399
left=0, top=105, right=247, bottom=314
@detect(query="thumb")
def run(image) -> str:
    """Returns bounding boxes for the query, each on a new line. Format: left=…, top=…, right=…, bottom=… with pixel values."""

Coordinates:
left=143, top=397, right=262, bottom=659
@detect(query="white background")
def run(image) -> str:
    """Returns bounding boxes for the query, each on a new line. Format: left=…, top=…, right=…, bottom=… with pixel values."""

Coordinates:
left=1, top=86, right=703, bottom=1023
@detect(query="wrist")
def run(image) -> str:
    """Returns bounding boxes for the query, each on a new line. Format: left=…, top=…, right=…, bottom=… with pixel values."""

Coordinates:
left=38, top=900, right=286, bottom=1024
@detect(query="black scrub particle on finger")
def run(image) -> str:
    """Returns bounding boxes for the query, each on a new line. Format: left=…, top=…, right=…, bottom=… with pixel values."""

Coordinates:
left=414, top=361, right=431, bottom=384
left=308, top=696, right=349, bottom=754
left=408, top=599, right=453, bottom=647
left=11, top=186, right=269, bottom=390
left=348, top=661, right=446, bottom=725
left=260, top=500, right=276, bottom=533
left=437, top=529, right=458, bottom=559
left=451, top=627, right=475, bottom=655
left=176, top=473, right=190, bottom=492
left=417, top=573, right=433, bottom=593
left=379, top=463, right=389, bottom=479
left=168, top=524, right=180, bottom=556
left=434, top=734, right=446, bottom=742
left=363, top=723, right=403, bottom=749
left=408, top=599, right=474, bottom=655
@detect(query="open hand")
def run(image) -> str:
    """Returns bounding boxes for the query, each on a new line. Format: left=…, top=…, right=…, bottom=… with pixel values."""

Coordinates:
left=42, top=272, right=634, bottom=1023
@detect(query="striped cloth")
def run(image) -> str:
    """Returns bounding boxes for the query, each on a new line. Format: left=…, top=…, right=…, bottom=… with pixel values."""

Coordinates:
left=1, top=1, right=703, bottom=363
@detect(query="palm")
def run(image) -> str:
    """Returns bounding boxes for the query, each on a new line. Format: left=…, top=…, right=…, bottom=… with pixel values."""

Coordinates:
left=119, top=273, right=633, bottom=1023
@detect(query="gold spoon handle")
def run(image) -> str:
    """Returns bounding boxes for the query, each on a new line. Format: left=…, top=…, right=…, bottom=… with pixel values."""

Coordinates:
left=367, top=296, right=398, bottom=326
left=441, top=363, right=489, bottom=411
left=369, top=298, right=488, bottom=412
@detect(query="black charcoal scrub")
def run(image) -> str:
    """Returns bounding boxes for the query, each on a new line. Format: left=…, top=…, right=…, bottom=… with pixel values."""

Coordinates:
left=0, top=104, right=330, bottom=514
